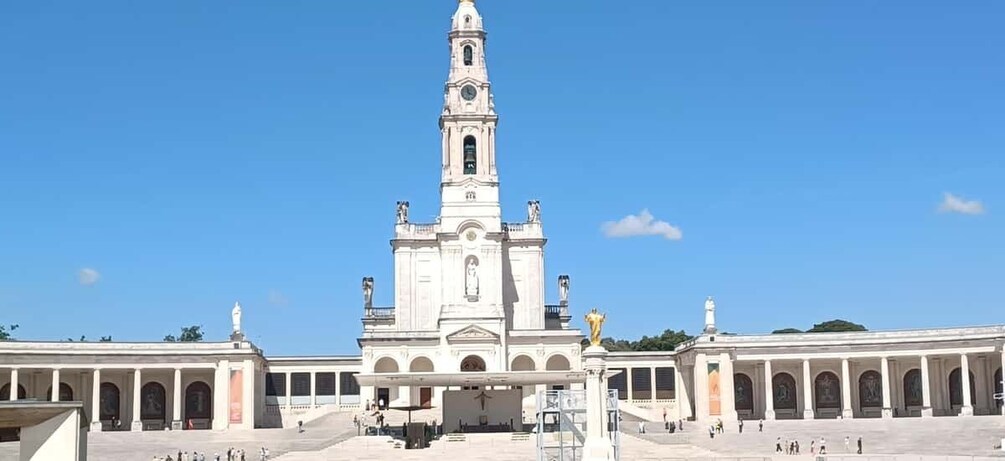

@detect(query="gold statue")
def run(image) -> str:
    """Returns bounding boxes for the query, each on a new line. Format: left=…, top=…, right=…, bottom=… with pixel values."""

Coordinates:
left=584, top=308, right=606, bottom=347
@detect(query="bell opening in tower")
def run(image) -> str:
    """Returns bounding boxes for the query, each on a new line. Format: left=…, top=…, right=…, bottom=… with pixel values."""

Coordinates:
left=463, top=45, right=473, bottom=66
left=463, top=136, right=477, bottom=174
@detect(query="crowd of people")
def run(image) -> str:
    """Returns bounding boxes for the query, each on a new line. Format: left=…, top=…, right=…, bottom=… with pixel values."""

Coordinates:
left=150, top=447, right=270, bottom=461
left=776, top=436, right=864, bottom=455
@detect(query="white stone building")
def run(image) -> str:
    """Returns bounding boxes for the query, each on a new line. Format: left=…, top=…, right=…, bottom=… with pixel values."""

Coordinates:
left=1, top=0, right=1003, bottom=436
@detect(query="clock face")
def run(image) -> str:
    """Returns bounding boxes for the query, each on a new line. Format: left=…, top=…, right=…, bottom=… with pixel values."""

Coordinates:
left=461, top=85, right=478, bottom=101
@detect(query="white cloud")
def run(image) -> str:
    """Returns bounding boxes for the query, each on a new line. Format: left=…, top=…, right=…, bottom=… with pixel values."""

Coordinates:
left=601, top=209, right=683, bottom=240
left=268, top=290, right=289, bottom=308
left=78, top=268, right=101, bottom=286
left=938, top=193, right=985, bottom=215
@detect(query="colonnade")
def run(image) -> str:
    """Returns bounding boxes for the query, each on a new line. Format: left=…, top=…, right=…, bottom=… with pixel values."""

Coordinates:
left=690, top=349, right=1005, bottom=422
left=2, top=362, right=258, bottom=431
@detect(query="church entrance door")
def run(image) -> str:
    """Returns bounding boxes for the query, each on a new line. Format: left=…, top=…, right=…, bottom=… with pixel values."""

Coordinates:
left=376, top=388, right=390, bottom=409
left=420, top=387, right=432, bottom=408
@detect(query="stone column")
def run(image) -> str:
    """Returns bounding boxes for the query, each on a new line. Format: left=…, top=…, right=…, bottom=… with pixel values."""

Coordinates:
left=310, top=371, right=317, bottom=406
left=213, top=360, right=230, bottom=430
left=582, top=345, right=614, bottom=461
left=131, top=369, right=143, bottom=431
left=335, top=371, right=342, bottom=407
left=626, top=368, right=634, bottom=403
left=285, top=372, right=292, bottom=406
left=693, top=354, right=709, bottom=420
left=649, top=367, right=657, bottom=403
left=720, top=353, right=737, bottom=421
left=9, top=368, right=18, bottom=401
left=881, top=357, right=892, bottom=418
left=801, top=360, right=814, bottom=419
left=841, top=359, right=853, bottom=419
left=921, top=356, right=933, bottom=417
left=675, top=366, right=691, bottom=420
left=763, top=360, right=775, bottom=420
left=90, top=369, right=102, bottom=431
left=50, top=368, right=60, bottom=402
left=172, top=368, right=183, bottom=430
left=960, top=353, right=973, bottom=416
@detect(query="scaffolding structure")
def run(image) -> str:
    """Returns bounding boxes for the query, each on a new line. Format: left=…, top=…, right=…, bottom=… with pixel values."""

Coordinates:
left=535, top=389, right=620, bottom=461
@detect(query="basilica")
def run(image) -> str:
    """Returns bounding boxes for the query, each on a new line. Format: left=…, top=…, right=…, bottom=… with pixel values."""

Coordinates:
left=1, top=0, right=1002, bottom=436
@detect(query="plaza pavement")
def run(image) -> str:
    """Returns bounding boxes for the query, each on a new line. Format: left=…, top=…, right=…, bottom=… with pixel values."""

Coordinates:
left=1, top=411, right=1004, bottom=460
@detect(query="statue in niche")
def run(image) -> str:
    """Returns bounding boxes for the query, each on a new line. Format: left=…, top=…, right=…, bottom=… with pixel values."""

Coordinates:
left=558, top=275, right=570, bottom=306
left=704, top=296, right=717, bottom=334
left=465, top=257, right=480, bottom=298
left=396, top=201, right=410, bottom=224
left=362, top=277, right=374, bottom=308
left=527, top=200, right=541, bottom=223
left=231, top=302, right=242, bottom=335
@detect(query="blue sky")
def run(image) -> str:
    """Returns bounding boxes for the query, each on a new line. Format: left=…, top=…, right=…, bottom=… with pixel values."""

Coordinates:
left=1, top=1, right=1002, bottom=355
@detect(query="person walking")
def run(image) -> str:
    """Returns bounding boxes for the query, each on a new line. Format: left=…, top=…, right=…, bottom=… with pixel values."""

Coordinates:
left=844, top=436, right=850, bottom=452
left=810, top=440, right=815, bottom=454
left=738, top=418, right=744, bottom=434
left=758, top=419, right=763, bottom=432
left=857, top=436, right=863, bottom=454
left=819, top=437, right=827, bottom=454
left=638, top=421, right=645, bottom=434
left=794, top=440, right=800, bottom=454
left=775, top=437, right=782, bottom=453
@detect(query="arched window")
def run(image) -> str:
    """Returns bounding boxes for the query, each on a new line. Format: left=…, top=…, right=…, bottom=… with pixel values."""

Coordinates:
left=463, top=45, right=474, bottom=66
left=903, top=369, right=923, bottom=407
left=460, top=355, right=486, bottom=372
left=45, top=383, right=73, bottom=402
left=858, top=370, right=883, bottom=408
left=463, top=136, right=477, bottom=174
left=814, top=372, right=841, bottom=409
left=948, top=367, right=976, bottom=406
left=184, top=382, right=212, bottom=422
left=99, top=383, right=120, bottom=421
left=0, top=383, right=26, bottom=400
left=734, top=373, right=754, bottom=411
left=140, top=382, right=166, bottom=421
left=771, top=373, right=797, bottom=410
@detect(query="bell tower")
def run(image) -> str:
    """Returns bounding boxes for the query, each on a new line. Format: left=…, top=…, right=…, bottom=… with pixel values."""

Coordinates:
left=439, top=0, right=501, bottom=232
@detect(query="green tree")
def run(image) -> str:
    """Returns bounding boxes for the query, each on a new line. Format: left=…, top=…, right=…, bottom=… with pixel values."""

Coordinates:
left=772, top=328, right=804, bottom=334
left=633, top=329, right=693, bottom=351
left=582, top=329, right=693, bottom=352
left=0, top=324, right=18, bottom=341
left=807, top=319, right=867, bottom=333
left=164, top=325, right=204, bottom=343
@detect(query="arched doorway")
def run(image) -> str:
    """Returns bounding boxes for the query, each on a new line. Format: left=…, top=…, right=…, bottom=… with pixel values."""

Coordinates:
left=460, top=355, right=486, bottom=372
left=0, top=383, right=26, bottom=400
left=372, top=357, right=400, bottom=410
left=99, top=383, right=120, bottom=422
left=903, top=369, right=923, bottom=407
left=409, top=357, right=435, bottom=408
left=858, top=370, right=883, bottom=409
left=45, top=383, right=73, bottom=402
left=734, top=373, right=754, bottom=412
left=140, top=382, right=167, bottom=422
left=814, top=371, right=841, bottom=410
left=184, top=382, right=212, bottom=425
left=948, top=367, right=976, bottom=406
left=772, top=373, right=797, bottom=410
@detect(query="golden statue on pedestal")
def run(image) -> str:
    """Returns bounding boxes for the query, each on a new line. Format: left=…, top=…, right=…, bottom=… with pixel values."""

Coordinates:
left=584, top=308, right=606, bottom=347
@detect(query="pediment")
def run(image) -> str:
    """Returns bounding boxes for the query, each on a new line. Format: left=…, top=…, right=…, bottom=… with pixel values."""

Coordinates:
left=446, top=325, right=500, bottom=343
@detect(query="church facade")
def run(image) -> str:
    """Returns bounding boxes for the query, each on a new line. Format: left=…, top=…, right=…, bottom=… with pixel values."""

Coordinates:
left=1, top=0, right=1003, bottom=435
